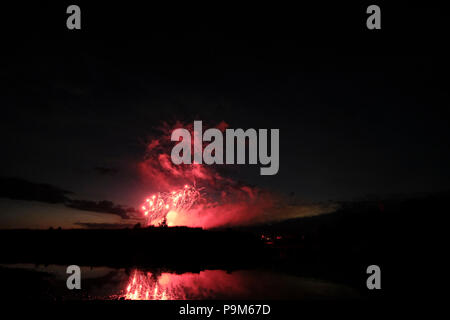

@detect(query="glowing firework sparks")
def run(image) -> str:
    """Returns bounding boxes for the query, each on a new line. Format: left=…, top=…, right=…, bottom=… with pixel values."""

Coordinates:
left=141, top=185, right=202, bottom=226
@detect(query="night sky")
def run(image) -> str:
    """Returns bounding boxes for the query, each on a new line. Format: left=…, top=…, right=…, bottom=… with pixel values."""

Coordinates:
left=1, top=3, right=448, bottom=228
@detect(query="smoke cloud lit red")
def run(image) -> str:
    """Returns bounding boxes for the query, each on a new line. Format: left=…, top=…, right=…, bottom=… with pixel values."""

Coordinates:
left=138, top=121, right=334, bottom=228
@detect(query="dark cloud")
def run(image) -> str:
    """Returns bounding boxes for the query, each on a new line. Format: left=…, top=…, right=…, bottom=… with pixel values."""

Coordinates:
left=0, top=177, right=137, bottom=219
left=93, top=167, right=119, bottom=176
left=74, top=222, right=136, bottom=229
left=65, top=200, right=137, bottom=220
left=0, top=177, right=71, bottom=204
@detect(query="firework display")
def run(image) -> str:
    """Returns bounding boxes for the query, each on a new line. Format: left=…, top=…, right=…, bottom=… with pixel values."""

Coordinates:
left=141, top=185, right=202, bottom=226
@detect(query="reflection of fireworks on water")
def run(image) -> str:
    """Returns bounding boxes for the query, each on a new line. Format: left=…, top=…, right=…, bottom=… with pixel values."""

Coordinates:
left=119, top=269, right=242, bottom=300
left=141, top=185, right=202, bottom=226
left=123, top=270, right=169, bottom=300
left=116, top=268, right=360, bottom=300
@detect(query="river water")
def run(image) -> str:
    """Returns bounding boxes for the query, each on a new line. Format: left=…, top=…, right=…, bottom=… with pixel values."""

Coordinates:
left=0, top=264, right=360, bottom=300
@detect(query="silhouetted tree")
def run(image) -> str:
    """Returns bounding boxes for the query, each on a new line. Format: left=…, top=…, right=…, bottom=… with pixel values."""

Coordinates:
left=159, top=218, right=168, bottom=228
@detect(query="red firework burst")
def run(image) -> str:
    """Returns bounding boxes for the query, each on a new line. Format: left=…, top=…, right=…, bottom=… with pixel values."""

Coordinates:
left=141, top=184, right=202, bottom=227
